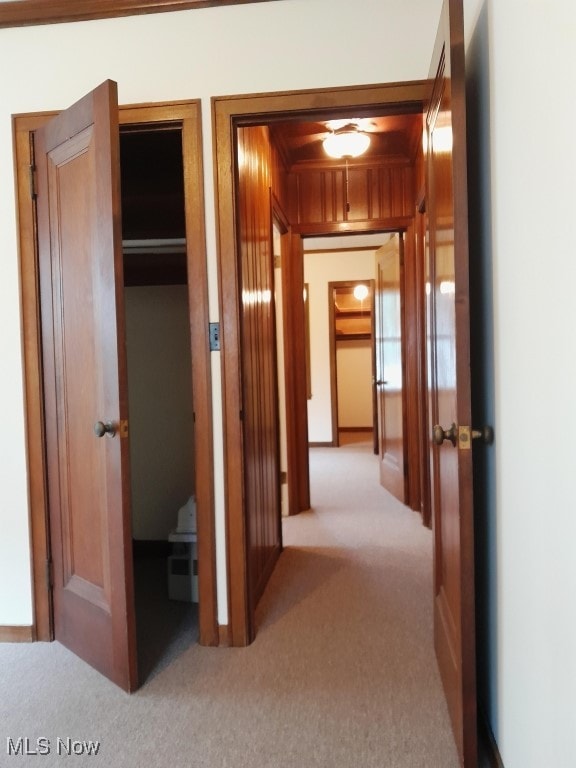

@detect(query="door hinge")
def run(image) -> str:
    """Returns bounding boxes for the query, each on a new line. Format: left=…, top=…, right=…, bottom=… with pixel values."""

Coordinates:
left=119, top=419, right=129, bottom=439
left=46, top=558, right=54, bottom=589
left=29, top=164, right=37, bottom=200
left=209, top=322, right=220, bottom=351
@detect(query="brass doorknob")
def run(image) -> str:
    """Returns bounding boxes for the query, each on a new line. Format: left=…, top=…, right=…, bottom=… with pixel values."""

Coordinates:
left=94, top=421, right=116, bottom=438
left=432, top=422, right=457, bottom=446
left=433, top=423, right=494, bottom=447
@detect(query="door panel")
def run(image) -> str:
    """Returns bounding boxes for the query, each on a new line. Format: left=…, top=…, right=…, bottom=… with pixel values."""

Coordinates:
left=426, top=0, right=476, bottom=763
left=36, top=80, right=137, bottom=692
left=375, top=234, right=406, bottom=503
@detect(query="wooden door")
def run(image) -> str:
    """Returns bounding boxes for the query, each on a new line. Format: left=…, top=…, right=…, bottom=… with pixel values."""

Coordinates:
left=426, top=0, right=477, bottom=763
left=36, top=80, right=138, bottom=692
left=374, top=234, right=406, bottom=503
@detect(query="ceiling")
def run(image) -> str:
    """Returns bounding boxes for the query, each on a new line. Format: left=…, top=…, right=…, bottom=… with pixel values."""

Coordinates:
left=118, top=110, right=424, bottom=241
left=269, top=112, right=423, bottom=166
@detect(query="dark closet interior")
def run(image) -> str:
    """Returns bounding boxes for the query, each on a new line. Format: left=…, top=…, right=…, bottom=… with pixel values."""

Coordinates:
left=120, top=127, right=198, bottom=680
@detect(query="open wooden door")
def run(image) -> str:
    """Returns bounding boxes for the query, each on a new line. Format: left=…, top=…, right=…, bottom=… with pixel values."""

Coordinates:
left=374, top=234, right=406, bottom=503
left=426, top=0, right=477, bottom=763
left=36, top=80, right=138, bottom=692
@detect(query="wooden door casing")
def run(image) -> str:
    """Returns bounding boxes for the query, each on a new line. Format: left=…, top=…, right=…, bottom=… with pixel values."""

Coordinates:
left=426, top=0, right=477, bottom=763
left=375, top=235, right=407, bottom=503
left=36, top=81, right=137, bottom=691
left=281, top=229, right=310, bottom=513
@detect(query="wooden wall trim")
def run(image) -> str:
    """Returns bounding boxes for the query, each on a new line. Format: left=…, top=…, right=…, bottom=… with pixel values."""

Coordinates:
left=402, top=221, right=423, bottom=513
left=0, top=0, right=277, bottom=29
left=13, top=99, right=218, bottom=648
left=236, top=125, right=282, bottom=619
left=0, top=626, right=34, bottom=642
left=289, top=163, right=415, bottom=228
left=282, top=231, right=311, bottom=513
left=328, top=281, right=339, bottom=446
left=293, top=217, right=414, bottom=237
left=308, top=441, right=334, bottom=448
left=218, top=624, right=231, bottom=647
left=13, top=114, right=54, bottom=643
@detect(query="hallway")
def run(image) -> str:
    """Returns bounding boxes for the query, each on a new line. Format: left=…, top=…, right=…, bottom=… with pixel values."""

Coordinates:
left=0, top=439, right=460, bottom=767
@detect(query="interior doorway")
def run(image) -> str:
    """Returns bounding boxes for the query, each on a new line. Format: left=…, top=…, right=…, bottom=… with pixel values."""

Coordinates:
left=13, top=98, right=218, bottom=687
left=120, top=126, right=199, bottom=679
left=213, top=81, right=430, bottom=647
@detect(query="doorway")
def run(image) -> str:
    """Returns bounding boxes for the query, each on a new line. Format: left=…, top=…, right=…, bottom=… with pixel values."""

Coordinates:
left=120, top=126, right=199, bottom=678
left=214, top=59, right=477, bottom=765
left=328, top=278, right=375, bottom=448
left=213, top=82, right=429, bottom=647
left=13, top=98, right=218, bottom=682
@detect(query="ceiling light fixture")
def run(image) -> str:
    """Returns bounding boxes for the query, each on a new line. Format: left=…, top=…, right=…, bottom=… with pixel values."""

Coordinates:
left=323, top=125, right=371, bottom=159
left=353, top=284, right=369, bottom=301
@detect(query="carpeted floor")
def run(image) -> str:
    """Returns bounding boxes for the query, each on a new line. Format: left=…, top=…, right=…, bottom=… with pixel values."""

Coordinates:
left=0, top=439, right=463, bottom=767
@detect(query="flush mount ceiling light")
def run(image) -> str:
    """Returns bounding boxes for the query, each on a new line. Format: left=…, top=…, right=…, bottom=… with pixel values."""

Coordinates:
left=323, top=124, right=371, bottom=159
left=353, top=284, right=369, bottom=301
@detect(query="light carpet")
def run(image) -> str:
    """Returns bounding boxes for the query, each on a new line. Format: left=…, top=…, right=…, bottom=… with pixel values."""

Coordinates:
left=0, top=440, right=460, bottom=767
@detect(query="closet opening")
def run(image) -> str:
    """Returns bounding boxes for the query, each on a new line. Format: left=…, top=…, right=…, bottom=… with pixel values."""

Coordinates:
left=120, top=126, right=198, bottom=680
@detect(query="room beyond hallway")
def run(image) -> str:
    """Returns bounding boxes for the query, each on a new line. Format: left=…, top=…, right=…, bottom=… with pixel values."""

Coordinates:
left=0, top=439, right=460, bottom=768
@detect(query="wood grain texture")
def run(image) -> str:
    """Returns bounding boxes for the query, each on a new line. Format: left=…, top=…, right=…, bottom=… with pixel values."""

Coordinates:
left=289, top=162, right=414, bottom=231
left=426, top=0, right=477, bottom=763
left=375, top=236, right=407, bottom=503
left=236, top=125, right=282, bottom=614
left=212, top=81, right=429, bottom=647
left=36, top=80, right=138, bottom=691
left=402, top=221, right=422, bottom=512
left=0, top=0, right=277, bottom=28
left=13, top=99, right=217, bottom=654
left=0, top=626, right=34, bottom=642
left=282, top=232, right=311, bottom=511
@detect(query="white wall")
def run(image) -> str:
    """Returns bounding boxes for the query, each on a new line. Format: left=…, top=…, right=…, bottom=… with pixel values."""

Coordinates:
left=0, top=0, right=443, bottom=628
left=464, top=0, right=576, bottom=766
left=336, top=340, right=373, bottom=428
left=125, top=285, right=195, bottom=540
left=304, top=236, right=385, bottom=442
left=2, top=1, right=575, bottom=765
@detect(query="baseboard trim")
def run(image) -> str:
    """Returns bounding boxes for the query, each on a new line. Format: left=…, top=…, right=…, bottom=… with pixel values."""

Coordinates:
left=309, top=441, right=335, bottom=447
left=0, top=625, right=34, bottom=642
left=479, top=709, right=505, bottom=768
left=218, top=624, right=230, bottom=647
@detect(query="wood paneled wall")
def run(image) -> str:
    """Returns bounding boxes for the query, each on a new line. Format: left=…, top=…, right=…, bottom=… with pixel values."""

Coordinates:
left=288, top=161, right=414, bottom=233
left=270, top=138, right=290, bottom=217
left=236, top=126, right=282, bottom=610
